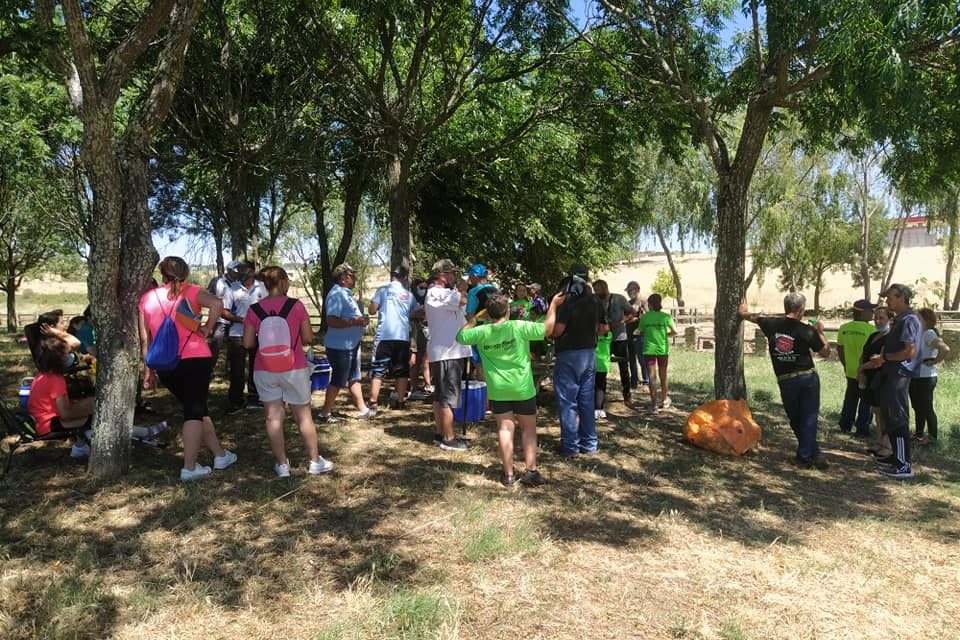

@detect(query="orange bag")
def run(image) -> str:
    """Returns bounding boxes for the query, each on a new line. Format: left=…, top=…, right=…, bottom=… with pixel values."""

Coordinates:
left=684, top=399, right=761, bottom=456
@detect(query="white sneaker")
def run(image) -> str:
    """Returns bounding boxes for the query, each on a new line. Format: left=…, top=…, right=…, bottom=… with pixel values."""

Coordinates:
left=308, top=457, right=334, bottom=475
left=356, top=407, right=377, bottom=419
left=274, top=460, right=291, bottom=477
left=598, top=409, right=607, bottom=419
left=662, top=396, right=673, bottom=409
left=423, top=384, right=435, bottom=394
left=180, top=464, right=212, bottom=482
left=70, top=443, right=90, bottom=459
left=594, top=410, right=601, bottom=420
left=213, top=449, right=238, bottom=470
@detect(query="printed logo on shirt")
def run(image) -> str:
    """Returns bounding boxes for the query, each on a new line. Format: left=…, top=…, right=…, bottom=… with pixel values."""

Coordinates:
left=774, top=333, right=795, bottom=355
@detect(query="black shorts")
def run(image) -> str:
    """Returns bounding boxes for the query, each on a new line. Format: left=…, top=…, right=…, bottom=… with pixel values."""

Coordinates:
left=489, top=396, right=537, bottom=416
left=370, top=340, right=411, bottom=379
left=50, top=414, right=92, bottom=433
left=157, top=357, right=213, bottom=421
left=429, top=358, right=465, bottom=408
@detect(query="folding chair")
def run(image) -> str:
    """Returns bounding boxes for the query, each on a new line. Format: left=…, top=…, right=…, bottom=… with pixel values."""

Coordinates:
left=0, top=401, right=87, bottom=480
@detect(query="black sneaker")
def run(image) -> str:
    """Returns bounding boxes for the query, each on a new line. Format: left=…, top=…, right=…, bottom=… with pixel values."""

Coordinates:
left=440, top=438, right=469, bottom=451
left=556, top=446, right=579, bottom=459
left=432, top=433, right=443, bottom=446
left=245, top=400, right=264, bottom=410
left=519, top=469, right=546, bottom=486
left=879, top=464, right=914, bottom=479
left=317, top=412, right=342, bottom=424
left=875, top=455, right=899, bottom=467
left=500, top=472, right=516, bottom=487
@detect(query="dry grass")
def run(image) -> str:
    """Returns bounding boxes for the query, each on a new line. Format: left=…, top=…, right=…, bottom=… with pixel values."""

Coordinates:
left=2, top=337, right=960, bottom=640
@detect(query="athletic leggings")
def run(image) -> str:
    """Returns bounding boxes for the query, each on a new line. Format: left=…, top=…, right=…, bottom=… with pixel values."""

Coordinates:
left=595, top=372, right=608, bottom=410
left=909, top=376, right=938, bottom=439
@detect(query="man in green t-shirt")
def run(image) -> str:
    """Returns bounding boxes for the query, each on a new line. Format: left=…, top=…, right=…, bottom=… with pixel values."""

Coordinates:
left=837, top=298, right=877, bottom=436
left=457, top=293, right=561, bottom=487
left=637, top=293, right=677, bottom=412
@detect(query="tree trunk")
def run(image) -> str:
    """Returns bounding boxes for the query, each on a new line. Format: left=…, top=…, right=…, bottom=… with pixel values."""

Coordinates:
left=5, top=275, right=16, bottom=332
left=944, top=190, right=959, bottom=310
left=387, top=152, right=413, bottom=271
left=859, top=169, right=871, bottom=300
left=879, top=211, right=908, bottom=296
left=712, top=98, right=771, bottom=401
left=714, top=175, right=749, bottom=400
left=655, top=223, right=684, bottom=307
left=210, top=202, right=225, bottom=275
left=83, top=126, right=159, bottom=478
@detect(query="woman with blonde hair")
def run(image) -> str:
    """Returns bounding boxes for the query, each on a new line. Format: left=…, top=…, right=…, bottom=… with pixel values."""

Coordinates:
left=243, top=266, right=333, bottom=477
left=139, top=256, right=237, bottom=481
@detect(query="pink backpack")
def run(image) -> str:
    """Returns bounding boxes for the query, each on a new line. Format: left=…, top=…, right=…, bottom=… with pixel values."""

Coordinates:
left=249, top=298, right=299, bottom=372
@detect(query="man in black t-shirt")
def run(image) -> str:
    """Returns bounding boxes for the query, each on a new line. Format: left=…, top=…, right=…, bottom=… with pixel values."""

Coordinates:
left=740, top=293, right=830, bottom=469
left=550, top=263, right=608, bottom=456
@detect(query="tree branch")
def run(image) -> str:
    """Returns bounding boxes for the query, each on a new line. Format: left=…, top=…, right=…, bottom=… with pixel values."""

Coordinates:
left=100, top=0, right=178, bottom=106
left=124, top=0, right=204, bottom=152
left=58, top=0, right=101, bottom=114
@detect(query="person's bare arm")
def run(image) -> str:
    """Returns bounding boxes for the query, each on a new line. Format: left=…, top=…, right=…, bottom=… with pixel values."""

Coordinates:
left=542, top=293, right=564, bottom=337
left=55, top=394, right=94, bottom=421
left=242, top=322, right=257, bottom=350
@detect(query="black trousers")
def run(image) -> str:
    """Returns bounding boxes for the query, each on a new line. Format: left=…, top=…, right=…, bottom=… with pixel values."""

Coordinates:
left=227, top=336, right=257, bottom=407
left=611, top=340, right=631, bottom=399
left=595, top=372, right=608, bottom=410
left=880, top=371, right=912, bottom=465
left=909, top=376, right=938, bottom=439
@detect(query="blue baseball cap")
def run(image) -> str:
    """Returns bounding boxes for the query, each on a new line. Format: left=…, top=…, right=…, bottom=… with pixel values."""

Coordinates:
left=466, top=263, right=488, bottom=277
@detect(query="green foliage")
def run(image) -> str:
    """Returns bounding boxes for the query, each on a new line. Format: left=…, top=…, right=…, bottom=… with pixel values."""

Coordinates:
left=651, top=268, right=678, bottom=301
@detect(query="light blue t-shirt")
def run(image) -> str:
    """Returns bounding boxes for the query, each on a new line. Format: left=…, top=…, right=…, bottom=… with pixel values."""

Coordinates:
left=466, top=283, right=497, bottom=315
left=371, top=281, right=416, bottom=342
left=324, top=284, right=364, bottom=350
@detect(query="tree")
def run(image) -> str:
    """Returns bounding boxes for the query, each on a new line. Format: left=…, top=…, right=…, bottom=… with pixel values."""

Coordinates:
left=0, top=55, right=79, bottom=331
left=315, top=0, right=572, bottom=270
left=36, top=0, right=202, bottom=477
left=650, top=268, right=678, bottom=302
left=584, top=0, right=958, bottom=399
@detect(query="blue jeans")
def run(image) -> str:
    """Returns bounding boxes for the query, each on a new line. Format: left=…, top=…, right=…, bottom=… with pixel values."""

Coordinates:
left=839, top=376, right=872, bottom=434
left=553, top=348, right=597, bottom=454
left=778, top=373, right=821, bottom=461
left=632, top=335, right=650, bottom=385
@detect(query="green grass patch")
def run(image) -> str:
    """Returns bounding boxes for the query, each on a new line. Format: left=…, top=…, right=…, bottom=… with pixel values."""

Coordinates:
left=316, top=588, right=459, bottom=640
left=719, top=621, right=752, bottom=640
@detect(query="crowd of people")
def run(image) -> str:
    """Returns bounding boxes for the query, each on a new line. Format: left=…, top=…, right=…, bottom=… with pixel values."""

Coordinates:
left=19, top=255, right=952, bottom=485
left=740, top=284, right=951, bottom=479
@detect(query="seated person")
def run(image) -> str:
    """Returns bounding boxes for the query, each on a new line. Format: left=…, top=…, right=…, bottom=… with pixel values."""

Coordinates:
left=27, top=309, right=93, bottom=370
left=71, top=307, right=97, bottom=356
left=27, top=337, right=94, bottom=458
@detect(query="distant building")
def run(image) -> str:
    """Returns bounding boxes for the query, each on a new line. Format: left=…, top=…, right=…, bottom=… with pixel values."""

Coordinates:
left=888, top=215, right=939, bottom=249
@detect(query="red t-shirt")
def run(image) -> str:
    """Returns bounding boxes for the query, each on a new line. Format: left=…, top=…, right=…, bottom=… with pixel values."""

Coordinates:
left=139, top=283, right=212, bottom=360
left=27, top=372, right=68, bottom=436
left=243, top=296, right=310, bottom=371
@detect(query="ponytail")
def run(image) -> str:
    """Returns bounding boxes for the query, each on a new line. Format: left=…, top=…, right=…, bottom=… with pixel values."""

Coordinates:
left=158, top=256, right=190, bottom=299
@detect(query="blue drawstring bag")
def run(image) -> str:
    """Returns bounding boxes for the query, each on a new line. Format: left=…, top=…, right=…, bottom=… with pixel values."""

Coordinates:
left=145, top=291, right=185, bottom=372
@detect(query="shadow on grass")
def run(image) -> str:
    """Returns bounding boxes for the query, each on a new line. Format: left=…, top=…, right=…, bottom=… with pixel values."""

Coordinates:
left=3, top=348, right=960, bottom=633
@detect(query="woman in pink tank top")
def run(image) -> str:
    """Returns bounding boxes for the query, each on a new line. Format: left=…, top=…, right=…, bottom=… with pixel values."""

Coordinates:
left=138, top=256, right=238, bottom=482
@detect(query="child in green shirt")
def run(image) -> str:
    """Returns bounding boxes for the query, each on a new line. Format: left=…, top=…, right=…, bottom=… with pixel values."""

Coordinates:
left=595, top=331, right=612, bottom=420
left=637, top=293, right=677, bottom=412
left=457, top=293, right=561, bottom=487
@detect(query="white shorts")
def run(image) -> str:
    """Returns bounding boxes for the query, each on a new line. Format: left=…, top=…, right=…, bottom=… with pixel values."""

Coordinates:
left=253, top=366, right=311, bottom=406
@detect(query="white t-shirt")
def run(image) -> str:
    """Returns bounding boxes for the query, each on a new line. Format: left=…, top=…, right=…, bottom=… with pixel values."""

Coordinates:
left=222, top=280, right=268, bottom=338
left=425, top=286, right=472, bottom=362
left=916, top=328, right=940, bottom=378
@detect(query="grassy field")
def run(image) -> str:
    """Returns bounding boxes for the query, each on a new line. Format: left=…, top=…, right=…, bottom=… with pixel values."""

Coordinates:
left=2, top=336, right=960, bottom=640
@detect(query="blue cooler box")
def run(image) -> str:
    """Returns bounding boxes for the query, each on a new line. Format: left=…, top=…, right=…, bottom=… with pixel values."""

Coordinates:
left=453, top=380, right=486, bottom=423
left=311, top=358, right=332, bottom=392
left=18, top=377, right=33, bottom=407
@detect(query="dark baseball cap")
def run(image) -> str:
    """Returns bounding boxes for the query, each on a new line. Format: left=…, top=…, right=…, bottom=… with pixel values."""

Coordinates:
left=625, top=281, right=640, bottom=292
left=568, top=263, right=589, bottom=278
left=853, top=299, right=877, bottom=311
